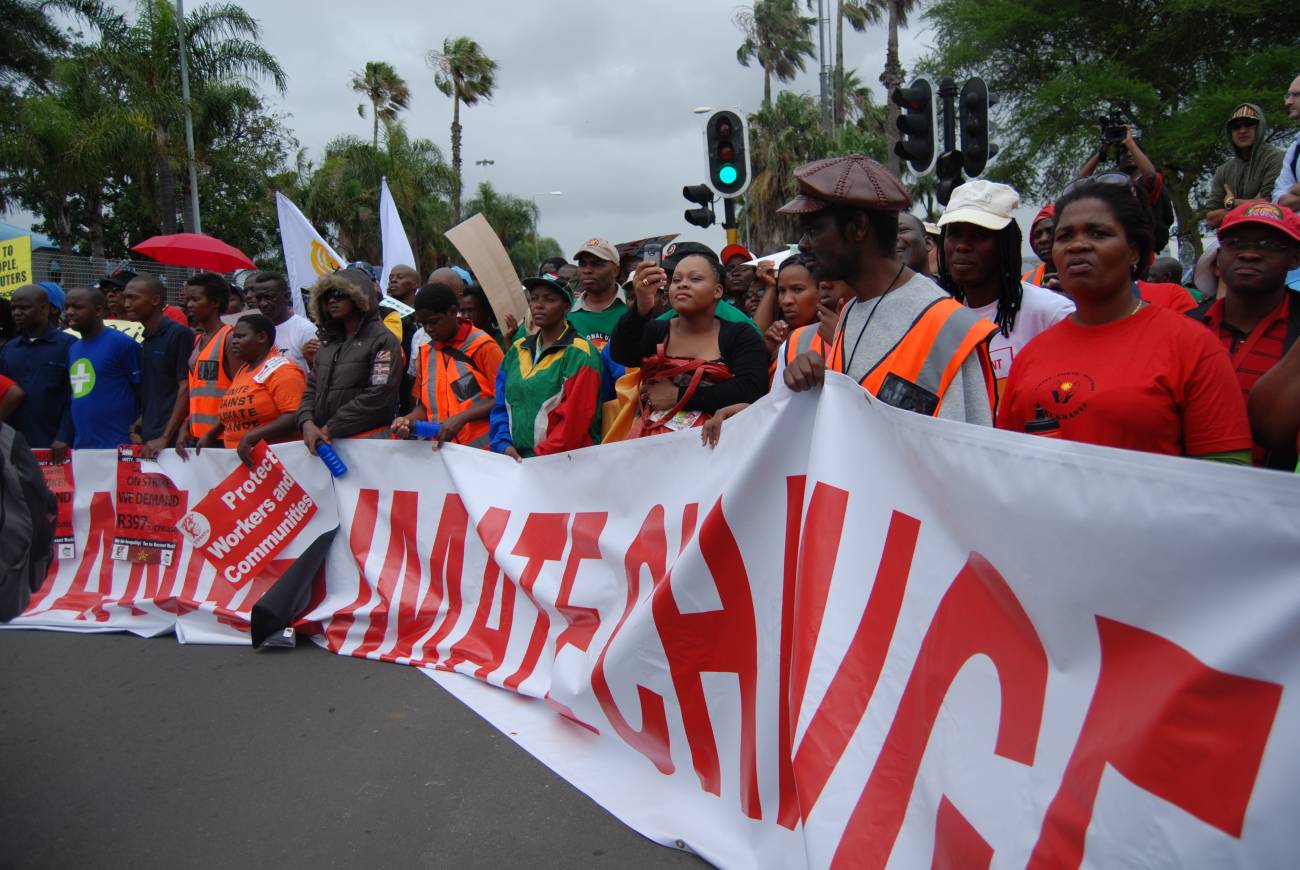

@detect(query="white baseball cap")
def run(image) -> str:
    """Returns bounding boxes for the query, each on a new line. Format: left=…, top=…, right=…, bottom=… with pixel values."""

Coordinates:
left=937, top=180, right=1020, bottom=231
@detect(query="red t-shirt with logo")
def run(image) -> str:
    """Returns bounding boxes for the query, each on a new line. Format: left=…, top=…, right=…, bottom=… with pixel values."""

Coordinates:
left=998, top=304, right=1251, bottom=457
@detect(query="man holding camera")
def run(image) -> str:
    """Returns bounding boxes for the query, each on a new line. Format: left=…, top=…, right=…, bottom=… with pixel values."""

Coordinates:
left=1076, top=118, right=1174, bottom=250
left=1206, top=104, right=1283, bottom=229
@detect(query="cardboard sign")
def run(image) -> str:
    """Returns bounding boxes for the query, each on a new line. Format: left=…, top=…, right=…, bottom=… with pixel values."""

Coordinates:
left=111, top=445, right=182, bottom=565
left=445, top=213, right=529, bottom=329
left=175, top=441, right=317, bottom=587
left=33, top=449, right=75, bottom=559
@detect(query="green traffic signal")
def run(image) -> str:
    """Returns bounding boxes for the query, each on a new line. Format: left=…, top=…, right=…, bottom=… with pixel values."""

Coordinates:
left=718, top=164, right=738, bottom=185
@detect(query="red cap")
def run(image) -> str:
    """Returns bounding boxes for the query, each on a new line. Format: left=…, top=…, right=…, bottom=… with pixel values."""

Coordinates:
left=1217, top=202, right=1300, bottom=243
left=1031, top=203, right=1056, bottom=230
left=719, top=243, right=753, bottom=265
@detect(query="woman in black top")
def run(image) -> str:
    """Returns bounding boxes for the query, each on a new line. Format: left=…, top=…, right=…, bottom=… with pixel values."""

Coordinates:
left=610, top=251, right=768, bottom=437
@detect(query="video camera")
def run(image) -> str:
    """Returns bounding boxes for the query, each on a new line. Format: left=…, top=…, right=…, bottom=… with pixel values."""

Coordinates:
left=1099, top=111, right=1128, bottom=145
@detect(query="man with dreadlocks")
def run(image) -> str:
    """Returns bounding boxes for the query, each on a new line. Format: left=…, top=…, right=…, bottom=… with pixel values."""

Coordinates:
left=938, top=181, right=1074, bottom=397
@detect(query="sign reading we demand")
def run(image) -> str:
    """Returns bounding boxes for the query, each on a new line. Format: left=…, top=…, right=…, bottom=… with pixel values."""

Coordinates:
left=176, top=441, right=316, bottom=586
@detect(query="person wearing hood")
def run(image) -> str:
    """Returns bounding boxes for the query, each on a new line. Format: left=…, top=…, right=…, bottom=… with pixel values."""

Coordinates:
left=1206, top=103, right=1284, bottom=229
left=296, top=271, right=403, bottom=455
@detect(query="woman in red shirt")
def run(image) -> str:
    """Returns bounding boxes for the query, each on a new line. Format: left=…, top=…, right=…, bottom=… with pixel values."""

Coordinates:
left=185, top=314, right=306, bottom=466
left=998, top=180, right=1253, bottom=462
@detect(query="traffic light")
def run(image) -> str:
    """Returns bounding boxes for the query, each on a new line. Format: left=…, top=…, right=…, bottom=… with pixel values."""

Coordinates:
left=683, top=184, right=715, bottom=228
left=959, top=77, right=997, bottom=177
left=703, top=110, right=751, bottom=198
left=891, top=78, right=936, bottom=173
left=935, top=151, right=964, bottom=206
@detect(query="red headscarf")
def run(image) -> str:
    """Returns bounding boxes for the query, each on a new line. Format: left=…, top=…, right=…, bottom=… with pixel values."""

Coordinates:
left=1031, top=203, right=1055, bottom=231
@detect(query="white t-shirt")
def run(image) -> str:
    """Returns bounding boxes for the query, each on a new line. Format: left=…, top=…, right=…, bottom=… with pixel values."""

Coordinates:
left=968, top=282, right=1074, bottom=386
left=407, top=327, right=431, bottom=378
left=273, top=314, right=319, bottom=374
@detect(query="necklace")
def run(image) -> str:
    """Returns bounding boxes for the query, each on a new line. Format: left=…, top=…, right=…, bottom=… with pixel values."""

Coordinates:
left=845, top=262, right=908, bottom=369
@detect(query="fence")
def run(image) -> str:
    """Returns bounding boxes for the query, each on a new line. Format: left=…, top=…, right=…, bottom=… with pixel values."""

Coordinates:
left=31, top=248, right=242, bottom=306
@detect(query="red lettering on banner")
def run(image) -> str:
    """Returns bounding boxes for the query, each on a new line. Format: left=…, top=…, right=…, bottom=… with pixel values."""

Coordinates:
left=393, top=493, right=468, bottom=664
left=653, top=498, right=763, bottom=820
left=1027, top=617, right=1283, bottom=869
left=833, top=553, right=1047, bottom=870
left=210, top=559, right=290, bottom=631
left=36, top=491, right=116, bottom=617
left=442, top=508, right=513, bottom=678
left=323, top=489, right=380, bottom=651
left=552, top=512, right=606, bottom=658
left=931, top=797, right=993, bottom=870
left=591, top=505, right=674, bottom=775
left=353, top=491, right=421, bottom=658
left=502, top=512, right=569, bottom=691
left=167, top=541, right=209, bottom=618
left=774, top=478, right=807, bottom=829
left=793, top=510, right=918, bottom=817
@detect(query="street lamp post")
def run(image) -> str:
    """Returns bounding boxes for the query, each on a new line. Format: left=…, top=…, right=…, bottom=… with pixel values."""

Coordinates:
left=530, top=191, right=563, bottom=265
left=176, top=0, right=201, bottom=233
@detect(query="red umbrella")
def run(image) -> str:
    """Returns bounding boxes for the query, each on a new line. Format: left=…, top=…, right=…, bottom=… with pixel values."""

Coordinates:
left=132, top=233, right=256, bottom=272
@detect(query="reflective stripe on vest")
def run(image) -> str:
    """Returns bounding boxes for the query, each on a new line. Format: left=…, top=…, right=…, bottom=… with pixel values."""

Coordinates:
left=419, top=327, right=495, bottom=448
left=783, top=324, right=828, bottom=365
left=829, top=298, right=997, bottom=416
left=1021, top=263, right=1047, bottom=286
left=188, top=325, right=233, bottom=438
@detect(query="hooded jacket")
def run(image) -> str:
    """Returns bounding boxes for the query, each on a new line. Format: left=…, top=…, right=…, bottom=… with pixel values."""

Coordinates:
left=295, top=273, right=402, bottom=437
left=1209, top=103, right=1284, bottom=207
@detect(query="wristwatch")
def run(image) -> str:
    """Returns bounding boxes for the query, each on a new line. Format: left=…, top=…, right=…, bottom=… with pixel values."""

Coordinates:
left=1224, top=195, right=1236, bottom=209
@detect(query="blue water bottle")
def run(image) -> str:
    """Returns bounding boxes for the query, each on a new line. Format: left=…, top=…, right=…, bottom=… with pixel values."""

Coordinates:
left=316, top=442, right=347, bottom=477
left=412, top=420, right=441, bottom=440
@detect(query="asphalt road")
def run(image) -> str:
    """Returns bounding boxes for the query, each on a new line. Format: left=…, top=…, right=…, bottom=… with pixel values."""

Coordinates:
left=0, top=630, right=704, bottom=870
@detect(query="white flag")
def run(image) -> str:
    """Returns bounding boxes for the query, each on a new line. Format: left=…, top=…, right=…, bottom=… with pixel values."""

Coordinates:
left=379, top=177, right=418, bottom=291
left=275, top=191, right=343, bottom=317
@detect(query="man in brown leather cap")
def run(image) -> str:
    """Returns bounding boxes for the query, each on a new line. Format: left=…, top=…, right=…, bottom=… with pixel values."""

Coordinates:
left=778, top=155, right=998, bottom=424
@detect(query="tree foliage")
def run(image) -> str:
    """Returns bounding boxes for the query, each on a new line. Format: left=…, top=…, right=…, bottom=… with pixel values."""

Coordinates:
left=351, top=61, right=410, bottom=149
left=923, top=0, right=1300, bottom=256
left=735, top=0, right=818, bottom=108
left=427, top=36, right=497, bottom=224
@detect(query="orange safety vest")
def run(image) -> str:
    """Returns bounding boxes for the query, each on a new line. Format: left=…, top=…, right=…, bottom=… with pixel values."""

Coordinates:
left=188, top=324, right=233, bottom=439
left=783, top=324, right=830, bottom=365
left=1021, top=262, right=1047, bottom=286
left=417, top=326, right=497, bottom=448
left=827, top=297, right=998, bottom=417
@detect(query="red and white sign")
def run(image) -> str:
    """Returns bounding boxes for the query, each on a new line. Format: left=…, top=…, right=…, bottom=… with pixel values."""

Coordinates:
left=112, top=444, right=183, bottom=565
left=176, top=440, right=317, bottom=587
left=5, top=376, right=1300, bottom=867
left=33, top=448, right=75, bottom=559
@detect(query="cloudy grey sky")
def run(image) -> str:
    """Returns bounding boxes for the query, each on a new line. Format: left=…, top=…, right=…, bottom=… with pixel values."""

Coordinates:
left=9, top=1, right=934, bottom=262
left=239, top=0, right=932, bottom=260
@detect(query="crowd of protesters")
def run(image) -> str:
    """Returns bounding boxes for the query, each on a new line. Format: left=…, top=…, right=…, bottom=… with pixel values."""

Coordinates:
left=1, top=74, right=1299, bottom=475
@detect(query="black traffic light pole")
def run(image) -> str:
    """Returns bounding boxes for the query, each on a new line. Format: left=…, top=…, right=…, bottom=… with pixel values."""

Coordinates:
left=723, top=198, right=738, bottom=245
left=939, top=78, right=958, bottom=158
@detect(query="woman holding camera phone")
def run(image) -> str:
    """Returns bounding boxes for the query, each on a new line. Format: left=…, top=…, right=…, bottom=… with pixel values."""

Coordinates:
left=610, top=248, right=768, bottom=440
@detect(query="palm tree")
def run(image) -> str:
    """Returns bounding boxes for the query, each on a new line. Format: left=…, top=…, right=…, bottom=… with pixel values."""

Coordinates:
left=744, top=91, right=825, bottom=252
left=0, top=0, right=121, bottom=91
left=735, top=0, right=817, bottom=109
left=426, top=36, right=497, bottom=224
left=464, top=181, right=558, bottom=276
left=351, top=61, right=411, bottom=149
left=833, top=0, right=881, bottom=128
left=878, top=0, right=920, bottom=173
left=101, top=0, right=285, bottom=234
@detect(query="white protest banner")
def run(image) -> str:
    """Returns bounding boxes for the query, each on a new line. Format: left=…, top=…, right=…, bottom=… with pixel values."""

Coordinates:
left=9, top=445, right=337, bottom=644
left=445, top=212, right=529, bottom=329
left=6, top=376, right=1300, bottom=868
left=379, top=176, right=419, bottom=290
left=275, top=191, right=342, bottom=317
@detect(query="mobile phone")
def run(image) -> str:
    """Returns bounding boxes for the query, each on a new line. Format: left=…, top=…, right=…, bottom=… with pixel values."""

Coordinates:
left=642, top=243, right=662, bottom=266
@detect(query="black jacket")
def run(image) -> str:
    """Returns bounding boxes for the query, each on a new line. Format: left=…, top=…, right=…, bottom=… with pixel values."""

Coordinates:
left=609, top=307, right=769, bottom=414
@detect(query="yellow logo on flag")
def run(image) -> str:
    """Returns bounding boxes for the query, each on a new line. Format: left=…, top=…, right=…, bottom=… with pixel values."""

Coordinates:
left=310, top=240, right=341, bottom=276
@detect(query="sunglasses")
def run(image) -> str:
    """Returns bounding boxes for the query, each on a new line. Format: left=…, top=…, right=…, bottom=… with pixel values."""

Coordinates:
left=324, top=289, right=350, bottom=302
left=1228, top=119, right=1259, bottom=131
left=1060, top=172, right=1139, bottom=199
left=1219, top=236, right=1296, bottom=253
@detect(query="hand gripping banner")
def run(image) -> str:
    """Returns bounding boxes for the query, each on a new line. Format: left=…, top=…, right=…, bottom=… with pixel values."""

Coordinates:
left=7, top=375, right=1300, bottom=868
